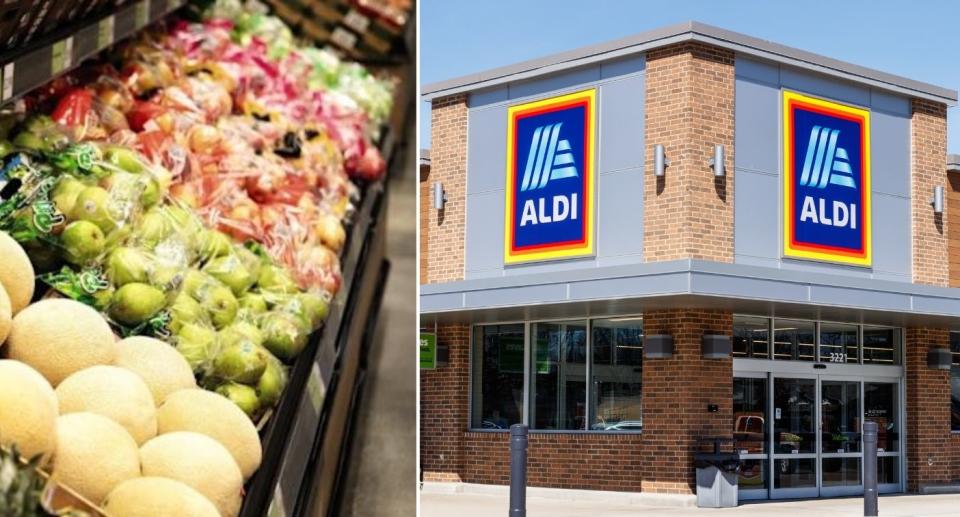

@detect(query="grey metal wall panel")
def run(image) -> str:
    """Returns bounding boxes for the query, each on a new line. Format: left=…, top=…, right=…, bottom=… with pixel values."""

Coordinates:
left=780, top=66, right=871, bottom=107
left=691, top=274, right=809, bottom=303
left=567, top=273, right=687, bottom=300
left=465, top=283, right=568, bottom=308
left=734, top=78, right=779, bottom=173
left=464, top=190, right=505, bottom=274
left=734, top=169, right=780, bottom=260
left=599, top=74, right=646, bottom=173
left=912, top=296, right=960, bottom=315
left=870, top=111, right=910, bottom=197
left=600, top=54, right=646, bottom=79
left=733, top=57, right=912, bottom=282
left=597, top=168, right=644, bottom=259
left=466, top=106, right=507, bottom=194
left=421, top=292, right=464, bottom=312
left=871, top=193, right=911, bottom=281
left=809, top=285, right=911, bottom=312
left=464, top=63, right=645, bottom=279
left=508, top=65, right=601, bottom=100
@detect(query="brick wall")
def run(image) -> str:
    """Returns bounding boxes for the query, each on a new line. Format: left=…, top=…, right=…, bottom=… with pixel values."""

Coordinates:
left=420, top=324, right=470, bottom=481
left=641, top=309, right=733, bottom=493
left=643, top=43, right=735, bottom=263
left=426, top=95, right=468, bottom=283
left=419, top=161, right=431, bottom=284
left=904, top=327, right=952, bottom=490
left=911, top=99, right=949, bottom=286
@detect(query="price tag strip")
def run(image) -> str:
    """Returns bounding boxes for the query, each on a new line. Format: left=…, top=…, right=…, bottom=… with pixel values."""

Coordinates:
left=2, top=63, right=14, bottom=102
left=306, top=362, right=326, bottom=413
left=135, top=0, right=150, bottom=28
left=98, top=16, right=115, bottom=49
left=50, top=37, right=73, bottom=75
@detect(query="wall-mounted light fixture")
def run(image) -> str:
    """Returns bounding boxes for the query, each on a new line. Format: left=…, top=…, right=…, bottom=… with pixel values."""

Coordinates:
left=927, top=347, right=951, bottom=370
left=644, top=334, right=674, bottom=359
left=708, top=145, right=725, bottom=177
left=433, top=181, right=446, bottom=210
left=702, top=334, right=732, bottom=359
left=931, top=185, right=945, bottom=214
left=654, top=144, right=669, bottom=177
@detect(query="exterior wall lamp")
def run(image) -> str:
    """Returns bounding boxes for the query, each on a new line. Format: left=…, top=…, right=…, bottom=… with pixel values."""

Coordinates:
left=708, top=145, right=725, bottom=177
left=644, top=334, right=674, bottom=358
left=433, top=181, right=446, bottom=210
left=927, top=347, right=951, bottom=370
left=702, top=334, right=732, bottom=359
left=931, top=185, right=944, bottom=214
left=654, top=144, right=669, bottom=177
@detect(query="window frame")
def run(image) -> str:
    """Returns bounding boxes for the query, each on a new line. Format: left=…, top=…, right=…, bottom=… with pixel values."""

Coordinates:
left=468, top=314, right=644, bottom=434
left=950, top=331, right=960, bottom=433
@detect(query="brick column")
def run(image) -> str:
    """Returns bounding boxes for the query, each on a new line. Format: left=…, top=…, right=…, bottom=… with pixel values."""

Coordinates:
left=641, top=309, right=733, bottom=493
left=910, top=99, right=949, bottom=286
left=427, top=95, right=468, bottom=283
left=644, top=43, right=735, bottom=263
left=904, top=327, right=952, bottom=491
left=420, top=324, right=470, bottom=481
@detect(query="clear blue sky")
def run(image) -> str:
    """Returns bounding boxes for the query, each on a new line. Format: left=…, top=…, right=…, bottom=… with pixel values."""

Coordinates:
left=420, top=0, right=960, bottom=152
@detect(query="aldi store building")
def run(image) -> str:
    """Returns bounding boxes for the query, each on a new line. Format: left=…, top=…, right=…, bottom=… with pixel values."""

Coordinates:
left=419, top=22, right=960, bottom=502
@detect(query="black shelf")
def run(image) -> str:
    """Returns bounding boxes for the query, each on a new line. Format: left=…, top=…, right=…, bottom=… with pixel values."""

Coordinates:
left=0, top=0, right=185, bottom=107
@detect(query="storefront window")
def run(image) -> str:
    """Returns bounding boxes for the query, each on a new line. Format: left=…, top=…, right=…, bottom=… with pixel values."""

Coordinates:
left=773, top=319, right=816, bottom=361
left=590, top=318, right=643, bottom=431
left=471, top=324, right=525, bottom=430
left=733, top=316, right=769, bottom=359
left=531, top=321, right=587, bottom=430
left=819, top=322, right=858, bottom=363
left=951, top=332, right=960, bottom=432
left=863, top=327, right=900, bottom=365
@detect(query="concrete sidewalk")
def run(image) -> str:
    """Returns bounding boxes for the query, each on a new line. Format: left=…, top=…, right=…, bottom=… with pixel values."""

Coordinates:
left=421, top=490, right=960, bottom=516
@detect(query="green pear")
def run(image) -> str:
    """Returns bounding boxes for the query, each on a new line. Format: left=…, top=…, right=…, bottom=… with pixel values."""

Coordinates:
left=256, top=356, right=287, bottom=407
left=238, top=293, right=268, bottom=314
left=140, top=176, right=160, bottom=207
left=277, top=292, right=329, bottom=329
left=204, top=255, right=255, bottom=296
left=234, top=246, right=262, bottom=280
left=220, top=320, right=265, bottom=347
left=215, top=382, right=260, bottom=418
left=175, top=322, right=218, bottom=372
left=60, top=220, right=105, bottom=265
left=257, top=264, right=299, bottom=294
left=168, top=292, right=204, bottom=333
left=13, top=131, right=46, bottom=152
left=90, top=284, right=115, bottom=312
left=199, top=230, right=233, bottom=260
left=108, top=282, right=166, bottom=325
left=51, top=176, right=87, bottom=218
left=103, top=145, right=145, bottom=174
left=260, top=312, right=308, bottom=362
left=212, top=341, right=268, bottom=384
left=71, top=186, right=116, bottom=233
left=106, top=246, right=150, bottom=285
left=149, top=263, right=183, bottom=291
left=203, top=285, right=238, bottom=329
left=137, top=208, right=172, bottom=248
left=182, top=269, right=216, bottom=299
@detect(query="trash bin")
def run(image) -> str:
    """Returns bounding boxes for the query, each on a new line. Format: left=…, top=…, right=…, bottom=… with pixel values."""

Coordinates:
left=693, top=438, right=740, bottom=508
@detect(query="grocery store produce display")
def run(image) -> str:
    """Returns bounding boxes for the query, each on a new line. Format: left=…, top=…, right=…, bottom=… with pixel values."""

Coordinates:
left=0, top=0, right=394, bottom=515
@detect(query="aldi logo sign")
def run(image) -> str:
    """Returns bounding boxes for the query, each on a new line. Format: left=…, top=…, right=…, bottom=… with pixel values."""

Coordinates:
left=504, top=89, right=596, bottom=264
left=783, top=91, right=871, bottom=267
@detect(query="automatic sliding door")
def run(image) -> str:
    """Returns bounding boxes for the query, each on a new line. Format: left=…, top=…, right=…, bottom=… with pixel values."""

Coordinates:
left=820, top=380, right=862, bottom=497
left=771, top=376, right=818, bottom=498
left=733, top=376, right=768, bottom=499
left=864, top=381, right=901, bottom=493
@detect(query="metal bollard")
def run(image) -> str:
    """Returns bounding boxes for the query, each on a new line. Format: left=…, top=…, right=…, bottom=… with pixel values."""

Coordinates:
left=509, top=424, right=528, bottom=517
left=863, top=420, right=878, bottom=517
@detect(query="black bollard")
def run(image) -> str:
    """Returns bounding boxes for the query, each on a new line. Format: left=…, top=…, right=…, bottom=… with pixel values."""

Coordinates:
left=863, top=420, right=878, bottom=517
left=509, top=424, right=528, bottom=517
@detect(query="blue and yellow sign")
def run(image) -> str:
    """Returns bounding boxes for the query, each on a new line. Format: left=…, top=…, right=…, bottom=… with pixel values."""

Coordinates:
left=504, top=89, right=596, bottom=264
left=783, top=91, right=871, bottom=267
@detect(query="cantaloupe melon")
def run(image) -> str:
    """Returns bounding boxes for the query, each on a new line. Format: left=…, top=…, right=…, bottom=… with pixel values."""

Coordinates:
left=52, top=412, right=141, bottom=504
left=114, top=336, right=197, bottom=405
left=6, top=298, right=115, bottom=385
left=156, top=389, right=262, bottom=480
left=56, top=365, right=157, bottom=445
left=140, top=432, right=243, bottom=516
left=0, top=360, right=57, bottom=461
left=0, top=283, right=10, bottom=344
left=0, top=232, right=34, bottom=314
left=102, top=477, right=220, bottom=517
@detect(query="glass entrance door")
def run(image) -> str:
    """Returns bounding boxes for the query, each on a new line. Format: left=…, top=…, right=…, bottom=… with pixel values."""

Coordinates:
left=735, top=374, right=902, bottom=499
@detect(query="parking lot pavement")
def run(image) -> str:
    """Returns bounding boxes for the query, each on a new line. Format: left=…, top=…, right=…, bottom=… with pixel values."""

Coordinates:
left=421, top=489, right=960, bottom=517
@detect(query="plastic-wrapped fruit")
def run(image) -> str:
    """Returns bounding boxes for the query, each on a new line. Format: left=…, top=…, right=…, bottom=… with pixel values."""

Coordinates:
left=220, top=320, right=264, bottom=347
left=168, top=292, right=204, bottom=334
left=260, top=312, right=308, bottom=362
left=199, top=230, right=232, bottom=259
left=60, top=220, right=105, bottom=265
left=277, top=292, right=328, bottom=330
left=71, top=186, right=116, bottom=233
left=204, top=255, right=255, bottom=296
left=202, top=285, right=238, bottom=330
left=137, top=208, right=172, bottom=248
left=238, top=293, right=267, bottom=314
left=103, top=145, right=145, bottom=174
left=257, top=264, right=298, bottom=294
left=51, top=175, right=87, bottom=217
left=215, top=382, right=260, bottom=418
left=174, top=323, right=218, bottom=373
left=212, top=340, right=268, bottom=384
left=256, top=356, right=287, bottom=408
left=109, top=282, right=166, bottom=325
left=106, top=247, right=150, bottom=286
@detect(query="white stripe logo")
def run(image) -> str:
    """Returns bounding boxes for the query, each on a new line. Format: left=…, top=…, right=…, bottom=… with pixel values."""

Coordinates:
left=799, top=126, right=856, bottom=190
left=519, top=123, right=578, bottom=192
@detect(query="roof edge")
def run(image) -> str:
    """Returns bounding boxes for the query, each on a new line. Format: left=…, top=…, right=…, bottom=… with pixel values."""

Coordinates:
left=422, top=21, right=957, bottom=106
